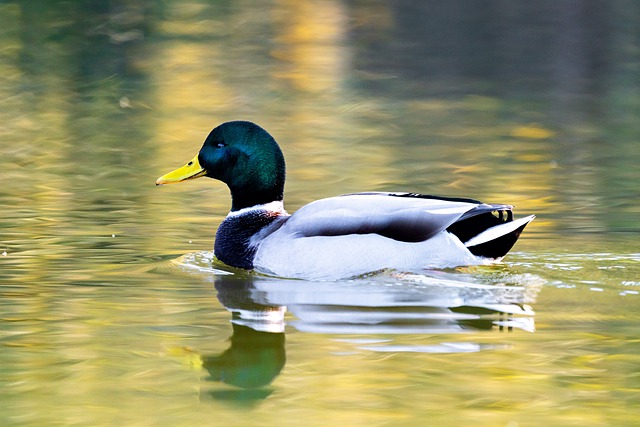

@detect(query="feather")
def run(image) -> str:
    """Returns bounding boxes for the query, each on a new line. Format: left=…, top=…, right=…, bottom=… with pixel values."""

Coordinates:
left=283, top=193, right=477, bottom=242
left=465, top=214, right=536, bottom=248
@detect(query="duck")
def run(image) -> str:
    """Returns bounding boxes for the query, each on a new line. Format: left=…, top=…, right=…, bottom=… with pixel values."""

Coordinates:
left=156, top=120, right=534, bottom=280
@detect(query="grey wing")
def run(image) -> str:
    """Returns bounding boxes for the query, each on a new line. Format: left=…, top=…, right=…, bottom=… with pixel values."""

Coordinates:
left=283, top=193, right=482, bottom=243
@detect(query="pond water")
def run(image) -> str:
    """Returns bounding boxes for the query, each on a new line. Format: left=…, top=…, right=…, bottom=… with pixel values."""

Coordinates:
left=1, top=2, right=639, bottom=426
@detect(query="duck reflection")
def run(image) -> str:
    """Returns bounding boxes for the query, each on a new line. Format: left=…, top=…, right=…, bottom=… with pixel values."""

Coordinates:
left=214, top=271, right=538, bottom=336
left=204, top=280, right=286, bottom=386
left=200, top=279, right=286, bottom=403
left=199, top=267, right=540, bottom=399
left=202, top=322, right=285, bottom=403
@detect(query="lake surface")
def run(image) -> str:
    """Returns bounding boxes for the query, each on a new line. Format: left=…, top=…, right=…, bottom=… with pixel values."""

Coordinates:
left=1, top=2, right=639, bottom=426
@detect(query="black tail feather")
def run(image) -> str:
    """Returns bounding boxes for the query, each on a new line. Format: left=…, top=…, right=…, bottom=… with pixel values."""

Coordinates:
left=464, top=221, right=529, bottom=258
left=447, top=209, right=529, bottom=259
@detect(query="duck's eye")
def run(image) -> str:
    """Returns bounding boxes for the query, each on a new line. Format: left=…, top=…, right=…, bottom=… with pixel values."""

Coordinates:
left=187, top=161, right=193, bottom=166
left=217, top=143, right=225, bottom=148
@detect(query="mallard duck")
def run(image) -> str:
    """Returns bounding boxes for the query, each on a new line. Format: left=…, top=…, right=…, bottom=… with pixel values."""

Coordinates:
left=157, top=121, right=534, bottom=280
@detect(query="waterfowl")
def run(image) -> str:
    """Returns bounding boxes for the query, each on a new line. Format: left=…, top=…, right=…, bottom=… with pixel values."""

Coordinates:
left=157, top=121, right=534, bottom=280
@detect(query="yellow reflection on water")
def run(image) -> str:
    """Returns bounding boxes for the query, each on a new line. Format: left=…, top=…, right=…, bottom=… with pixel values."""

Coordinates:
left=270, top=0, right=348, bottom=93
left=1, top=1, right=640, bottom=426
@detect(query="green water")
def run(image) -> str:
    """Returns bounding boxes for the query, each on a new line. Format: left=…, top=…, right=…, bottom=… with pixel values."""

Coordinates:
left=1, top=2, right=639, bottom=426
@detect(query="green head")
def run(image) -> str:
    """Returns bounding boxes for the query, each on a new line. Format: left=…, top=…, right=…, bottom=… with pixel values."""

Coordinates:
left=156, top=121, right=286, bottom=211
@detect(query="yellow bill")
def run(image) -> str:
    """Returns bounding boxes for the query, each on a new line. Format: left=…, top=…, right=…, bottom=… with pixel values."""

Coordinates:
left=156, top=155, right=207, bottom=186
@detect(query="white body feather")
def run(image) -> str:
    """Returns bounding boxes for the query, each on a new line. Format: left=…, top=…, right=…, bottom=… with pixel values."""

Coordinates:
left=254, top=230, right=483, bottom=280
left=246, top=193, right=533, bottom=280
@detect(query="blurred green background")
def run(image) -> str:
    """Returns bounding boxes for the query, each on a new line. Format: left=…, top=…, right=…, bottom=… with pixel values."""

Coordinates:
left=1, top=1, right=639, bottom=426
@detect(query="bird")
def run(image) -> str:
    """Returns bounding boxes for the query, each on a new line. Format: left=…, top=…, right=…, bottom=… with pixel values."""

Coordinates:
left=156, top=120, right=534, bottom=280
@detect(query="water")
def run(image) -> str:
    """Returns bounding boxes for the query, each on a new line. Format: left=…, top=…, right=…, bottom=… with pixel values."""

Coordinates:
left=1, top=1, right=639, bottom=426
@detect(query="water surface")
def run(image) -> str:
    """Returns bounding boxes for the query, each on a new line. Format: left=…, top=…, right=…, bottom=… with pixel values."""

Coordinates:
left=1, top=2, right=639, bottom=426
